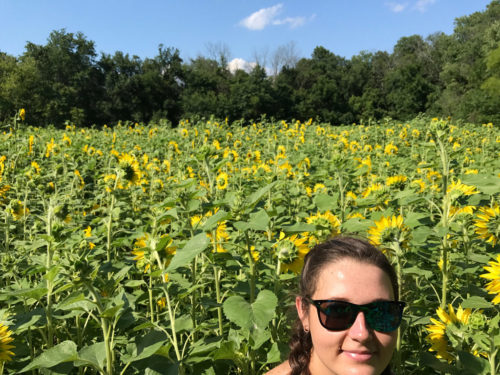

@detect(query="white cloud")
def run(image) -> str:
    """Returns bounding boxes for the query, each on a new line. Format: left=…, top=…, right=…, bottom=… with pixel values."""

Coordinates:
left=240, top=4, right=284, bottom=31
left=414, top=0, right=436, bottom=12
left=227, top=58, right=257, bottom=73
left=386, top=2, right=407, bottom=13
left=239, top=4, right=311, bottom=31
left=272, top=16, right=306, bottom=29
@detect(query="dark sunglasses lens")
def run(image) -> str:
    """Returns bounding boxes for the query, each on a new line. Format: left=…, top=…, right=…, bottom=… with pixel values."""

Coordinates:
left=318, top=301, right=356, bottom=331
left=367, top=302, right=404, bottom=332
left=317, top=301, right=404, bottom=332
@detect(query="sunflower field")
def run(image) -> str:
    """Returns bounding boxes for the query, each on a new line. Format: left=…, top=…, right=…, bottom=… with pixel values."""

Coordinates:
left=0, top=113, right=499, bottom=374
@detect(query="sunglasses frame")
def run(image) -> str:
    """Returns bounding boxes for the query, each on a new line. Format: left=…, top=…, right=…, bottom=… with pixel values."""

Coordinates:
left=305, top=298, right=406, bottom=333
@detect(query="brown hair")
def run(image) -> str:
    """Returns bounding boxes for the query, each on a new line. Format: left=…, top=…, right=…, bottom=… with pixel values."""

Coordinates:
left=288, top=236, right=399, bottom=375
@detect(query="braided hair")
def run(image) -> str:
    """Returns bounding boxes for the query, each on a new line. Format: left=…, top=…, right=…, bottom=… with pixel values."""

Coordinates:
left=287, top=236, right=399, bottom=375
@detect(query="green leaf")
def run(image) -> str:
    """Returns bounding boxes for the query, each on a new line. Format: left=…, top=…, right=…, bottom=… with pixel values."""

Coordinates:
left=403, top=266, right=433, bottom=279
left=74, top=342, right=106, bottom=371
left=19, top=340, right=78, bottom=372
left=394, top=190, right=424, bottom=205
left=175, top=314, right=194, bottom=332
left=420, top=352, right=454, bottom=373
left=314, top=193, right=337, bottom=211
left=404, top=212, right=430, bottom=228
left=461, top=174, right=500, bottom=195
left=250, top=327, right=271, bottom=350
left=123, top=330, right=168, bottom=363
left=248, top=209, right=270, bottom=231
left=252, top=290, right=278, bottom=329
left=223, top=296, right=252, bottom=330
left=461, top=296, right=493, bottom=309
left=223, top=290, right=277, bottom=331
left=279, top=223, right=316, bottom=233
left=44, top=265, right=61, bottom=283
left=154, top=236, right=172, bottom=252
left=166, top=233, right=209, bottom=271
left=8, top=287, right=48, bottom=300
left=124, top=280, right=146, bottom=288
left=266, top=342, right=281, bottom=364
left=234, top=221, right=251, bottom=232
left=202, top=210, right=230, bottom=232
left=212, top=341, right=238, bottom=360
left=113, top=265, right=132, bottom=283
left=457, top=351, right=489, bottom=374
left=246, top=181, right=277, bottom=207
left=100, top=302, right=124, bottom=319
left=341, top=218, right=371, bottom=233
left=12, top=307, right=46, bottom=332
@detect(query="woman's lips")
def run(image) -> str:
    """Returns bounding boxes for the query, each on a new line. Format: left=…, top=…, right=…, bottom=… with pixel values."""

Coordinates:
left=341, top=350, right=374, bottom=362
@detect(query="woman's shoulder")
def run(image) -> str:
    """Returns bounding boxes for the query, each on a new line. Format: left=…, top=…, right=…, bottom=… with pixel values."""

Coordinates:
left=264, top=360, right=291, bottom=375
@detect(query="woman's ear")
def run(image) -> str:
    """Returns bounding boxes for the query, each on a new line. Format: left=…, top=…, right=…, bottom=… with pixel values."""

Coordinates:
left=296, top=296, right=309, bottom=331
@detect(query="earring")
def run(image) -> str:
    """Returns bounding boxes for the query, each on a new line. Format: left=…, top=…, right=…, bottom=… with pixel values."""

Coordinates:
left=304, top=327, right=309, bottom=333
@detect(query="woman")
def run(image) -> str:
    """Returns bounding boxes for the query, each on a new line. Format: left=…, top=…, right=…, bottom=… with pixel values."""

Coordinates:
left=266, top=236, right=405, bottom=375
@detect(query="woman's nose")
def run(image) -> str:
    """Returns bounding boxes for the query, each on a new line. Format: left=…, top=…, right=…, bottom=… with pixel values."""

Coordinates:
left=347, top=312, right=372, bottom=341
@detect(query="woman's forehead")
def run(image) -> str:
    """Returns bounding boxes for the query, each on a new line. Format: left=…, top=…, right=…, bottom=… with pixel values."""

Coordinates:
left=313, top=258, right=394, bottom=302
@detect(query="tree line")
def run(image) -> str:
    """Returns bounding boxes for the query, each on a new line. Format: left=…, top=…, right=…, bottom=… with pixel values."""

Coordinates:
left=2, top=1, right=500, bottom=127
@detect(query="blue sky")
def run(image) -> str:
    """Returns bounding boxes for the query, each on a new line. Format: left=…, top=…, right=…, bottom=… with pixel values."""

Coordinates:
left=0, top=0, right=494, bottom=70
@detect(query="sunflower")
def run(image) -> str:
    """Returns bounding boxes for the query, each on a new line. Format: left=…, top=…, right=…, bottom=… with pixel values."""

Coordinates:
left=274, top=232, right=310, bottom=274
left=0, top=323, right=14, bottom=362
left=216, top=172, right=228, bottom=190
left=10, top=200, right=29, bottom=221
left=305, top=211, right=341, bottom=246
left=132, top=234, right=150, bottom=272
left=207, top=218, right=230, bottom=253
left=384, top=142, right=398, bottom=155
left=368, top=215, right=409, bottom=253
left=480, top=254, right=500, bottom=304
left=425, top=304, right=472, bottom=362
left=83, top=226, right=92, bottom=238
left=0, top=185, right=10, bottom=205
left=118, top=153, right=142, bottom=185
left=313, top=183, right=327, bottom=194
left=474, top=205, right=500, bottom=245
left=386, top=175, right=407, bottom=189
left=447, top=180, right=479, bottom=197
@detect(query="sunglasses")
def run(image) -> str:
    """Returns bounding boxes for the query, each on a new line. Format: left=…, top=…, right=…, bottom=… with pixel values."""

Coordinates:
left=305, top=298, right=406, bottom=333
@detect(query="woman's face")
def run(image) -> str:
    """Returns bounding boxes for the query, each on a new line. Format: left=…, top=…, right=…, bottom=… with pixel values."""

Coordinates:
left=296, top=258, right=397, bottom=375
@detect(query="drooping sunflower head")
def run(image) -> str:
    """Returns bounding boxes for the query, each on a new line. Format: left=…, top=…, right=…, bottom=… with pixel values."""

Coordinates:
left=425, top=304, right=472, bottom=362
left=447, top=180, right=479, bottom=202
left=207, top=220, right=230, bottom=253
left=274, top=232, right=310, bottom=274
left=0, top=323, right=15, bottom=362
left=306, top=211, right=341, bottom=246
left=118, top=153, right=142, bottom=185
left=474, top=204, right=500, bottom=246
left=368, top=215, right=409, bottom=253
left=10, top=200, right=29, bottom=221
left=480, top=254, right=500, bottom=304
left=132, top=234, right=150, bottom=272
left=386, top=175, right=407, bottom=190
left=216, top=172, right=228, bottom=190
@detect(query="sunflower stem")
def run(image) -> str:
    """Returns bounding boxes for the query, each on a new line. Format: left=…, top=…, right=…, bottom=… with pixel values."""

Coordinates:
left=213, top=265, right=224, bottom=336
left=245, top=231, right=256, bottom=304
left=106, top=193, right=116, bottom=266
left=148, top=276, right=155, bottom=323
left=45, top=202, right=54, bottom=349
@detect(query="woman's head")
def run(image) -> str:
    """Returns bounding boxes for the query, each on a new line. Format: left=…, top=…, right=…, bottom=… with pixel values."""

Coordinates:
left=298, top=236, right=399, bottom=304
left=289, top=236, right=401, bottom=375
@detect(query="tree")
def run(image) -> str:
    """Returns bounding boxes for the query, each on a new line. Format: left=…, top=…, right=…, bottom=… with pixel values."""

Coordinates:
left=384, top=35, right=436, bottom=119
left=270, top=41, right=300, bottom=77
left=22, top=29, right=103, bottom=126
